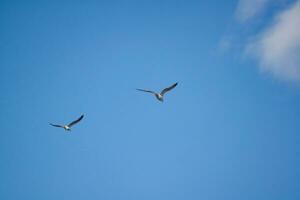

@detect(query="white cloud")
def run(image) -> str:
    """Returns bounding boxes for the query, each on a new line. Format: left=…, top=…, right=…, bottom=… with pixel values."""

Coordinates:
left=235, top=0, right=271, bottom=22
left=247, top=0, right=300, bottom=81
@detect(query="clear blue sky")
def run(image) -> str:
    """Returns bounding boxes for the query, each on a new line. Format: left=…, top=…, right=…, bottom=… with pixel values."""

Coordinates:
left=1, top=1, right=300, bottom=200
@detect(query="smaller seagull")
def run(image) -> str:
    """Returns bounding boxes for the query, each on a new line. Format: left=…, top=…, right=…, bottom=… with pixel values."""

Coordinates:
left=136, top=82, right=178, bottom=102
left=50, top=114, right=84, bottom=131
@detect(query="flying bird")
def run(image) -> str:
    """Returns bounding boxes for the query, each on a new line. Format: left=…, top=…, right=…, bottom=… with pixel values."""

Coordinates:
left=50, top=114, right=84, bottom=131
left=136, top=82, right=178, bottom=102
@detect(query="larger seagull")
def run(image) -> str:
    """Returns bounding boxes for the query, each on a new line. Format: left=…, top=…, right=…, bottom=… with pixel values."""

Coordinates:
left=50, top=114, right=84, bottom=131
left=136, top=82, right=178, bottom=102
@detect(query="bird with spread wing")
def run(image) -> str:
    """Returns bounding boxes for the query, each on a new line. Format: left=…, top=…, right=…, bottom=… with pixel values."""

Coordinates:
left=50, top=114, right=84, bottom=131
left=136, top=82, right=178, bottom=102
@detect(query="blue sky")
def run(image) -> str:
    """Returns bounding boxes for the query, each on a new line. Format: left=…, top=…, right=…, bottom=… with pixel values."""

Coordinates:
left=1, top=0, right=300, bottom=199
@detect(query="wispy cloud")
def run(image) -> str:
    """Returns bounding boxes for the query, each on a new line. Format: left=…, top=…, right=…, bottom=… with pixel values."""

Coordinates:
left=247, top=1, right=300, bottom=81
left=235, top=0, right=271, bottom=23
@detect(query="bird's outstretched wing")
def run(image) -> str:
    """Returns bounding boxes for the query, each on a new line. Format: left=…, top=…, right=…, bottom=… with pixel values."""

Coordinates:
left=161, top=82, right=178, bottom=95
left=68, top=115, right=84, bottom=127
left=136, top=89, right=155, bottom=94
left=50, top=123, right=64, bottom=128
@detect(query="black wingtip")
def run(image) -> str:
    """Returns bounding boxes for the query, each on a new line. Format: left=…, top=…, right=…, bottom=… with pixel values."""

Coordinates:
left=172, top=82, right=178, bottom=87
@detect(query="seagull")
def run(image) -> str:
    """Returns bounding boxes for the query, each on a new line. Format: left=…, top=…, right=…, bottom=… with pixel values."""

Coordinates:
left=50, top=114, right=84, bottom=131
left=136, top=82, right=178, bottom=102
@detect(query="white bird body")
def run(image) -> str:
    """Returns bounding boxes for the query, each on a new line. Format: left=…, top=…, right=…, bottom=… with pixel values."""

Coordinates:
left=64, top=126, right=71, bottom=131
left=155, top=93, right=164, bottom=102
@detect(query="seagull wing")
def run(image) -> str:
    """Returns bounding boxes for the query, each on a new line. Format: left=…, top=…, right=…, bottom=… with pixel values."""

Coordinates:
left=68, top=114, right=84, bottom=127
left=50, top=123, right=64, bottom=128
left=136, top=88, right=156, bottom=94
left=161, top=82, right=178, bottom=95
